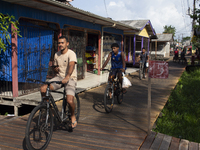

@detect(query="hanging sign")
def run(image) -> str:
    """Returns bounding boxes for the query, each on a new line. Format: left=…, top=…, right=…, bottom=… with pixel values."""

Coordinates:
left=148, top=60, right=169, bottom=79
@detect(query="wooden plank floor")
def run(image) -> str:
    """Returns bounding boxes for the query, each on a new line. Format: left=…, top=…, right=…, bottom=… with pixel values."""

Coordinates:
left=140, top=131, right=200, bottom=150
left=0, top=59, right=190, bottom=150
left=0, top=114, right=146, bottom=150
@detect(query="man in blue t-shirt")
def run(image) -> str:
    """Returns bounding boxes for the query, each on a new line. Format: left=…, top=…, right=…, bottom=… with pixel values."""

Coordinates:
left=101, top=43, right=126, bottom=94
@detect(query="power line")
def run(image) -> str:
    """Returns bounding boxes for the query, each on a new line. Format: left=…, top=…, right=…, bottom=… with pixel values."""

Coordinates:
left=176, top=23, right=192, bottom=33
left=104, top=0, right=109, bottom=17
left=181, top=0, right=187, bottom=30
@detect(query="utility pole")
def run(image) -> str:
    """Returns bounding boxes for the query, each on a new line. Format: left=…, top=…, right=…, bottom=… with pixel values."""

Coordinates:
left=182, top=33, right=183, bottom=46
left=192, top=0, right=196, bottom=37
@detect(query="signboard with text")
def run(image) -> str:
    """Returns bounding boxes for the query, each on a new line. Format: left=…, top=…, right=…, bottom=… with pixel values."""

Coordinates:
left=148, top=60, right=169, bottom=79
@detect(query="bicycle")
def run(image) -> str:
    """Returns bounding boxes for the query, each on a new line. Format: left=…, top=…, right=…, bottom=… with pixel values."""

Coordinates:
left=139, top=60, right=145, bottom=80
left=25, top=79, right=80, bottom=150
left=102, top=69, right=123, bottom=113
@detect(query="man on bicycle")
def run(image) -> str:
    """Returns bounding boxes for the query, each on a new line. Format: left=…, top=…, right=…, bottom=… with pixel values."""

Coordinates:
left=138, top=47, right=149, bottom=78
left=100, top=43, right=126, bottom=95
left=40, top=36, right=78, bottom=129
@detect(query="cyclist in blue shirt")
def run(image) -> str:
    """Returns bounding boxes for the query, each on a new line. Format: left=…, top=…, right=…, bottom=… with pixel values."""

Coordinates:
left=101, top=43, right=126, bottom=94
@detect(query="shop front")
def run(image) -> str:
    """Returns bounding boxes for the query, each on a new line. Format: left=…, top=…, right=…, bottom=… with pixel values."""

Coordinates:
left=0, top=0, right=138, bottom=98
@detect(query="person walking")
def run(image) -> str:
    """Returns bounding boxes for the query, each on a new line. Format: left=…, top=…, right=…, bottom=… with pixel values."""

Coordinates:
left=138, top=47, right=149, bottom=78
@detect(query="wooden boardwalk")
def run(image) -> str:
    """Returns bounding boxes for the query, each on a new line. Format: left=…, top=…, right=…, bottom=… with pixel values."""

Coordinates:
left=140, top=131, right=200, bottom=150
left=0, top=111, right=146, bottom=150
left=0, top=59, right=195, bottom=150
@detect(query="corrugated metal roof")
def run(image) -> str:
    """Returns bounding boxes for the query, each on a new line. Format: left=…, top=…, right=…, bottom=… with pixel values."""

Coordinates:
left=2, top=0, right=140, bottom=32
left=119, top=20, right=149, bottom=29
left=119, top=20, right=156, bottom=36
left=152, top=34, right=173, bottom=42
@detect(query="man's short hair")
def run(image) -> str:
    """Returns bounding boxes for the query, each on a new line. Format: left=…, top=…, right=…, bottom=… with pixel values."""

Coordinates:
left=142, top=47, right=146, bottom=50
left=59, top=36, right=68, bottom=42
left=111, top=43, right=119, bottom=48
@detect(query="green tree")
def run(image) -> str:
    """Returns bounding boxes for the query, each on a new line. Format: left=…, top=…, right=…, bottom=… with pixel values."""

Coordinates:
left=182, top=36, right=190, bottom=41
left=182, top=36, right=191, bottom=43
left=163, top=25, right=176, bottom=37
left=0, top=13, right=21, bottom=54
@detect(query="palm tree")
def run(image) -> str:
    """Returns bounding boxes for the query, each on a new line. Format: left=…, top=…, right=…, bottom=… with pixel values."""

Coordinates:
left=163, top=25, right=176, bottom=37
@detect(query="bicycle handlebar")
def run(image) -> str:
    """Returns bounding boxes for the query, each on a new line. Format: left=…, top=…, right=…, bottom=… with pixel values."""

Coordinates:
left=101, top=69, right=111, bottom=71
left=26, top=78, right=63, bottom=85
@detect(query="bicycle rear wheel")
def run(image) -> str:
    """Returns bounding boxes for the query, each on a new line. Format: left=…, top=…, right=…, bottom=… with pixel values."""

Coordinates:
left=104, top=84, right=114, bottom=113
left=25, top=104, right=53, bottom=150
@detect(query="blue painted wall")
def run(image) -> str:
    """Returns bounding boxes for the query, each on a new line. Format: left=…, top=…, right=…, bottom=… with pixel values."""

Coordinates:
left=0, top=0, right=124, bottom=83
left=0, top=31, right=12, bottom=81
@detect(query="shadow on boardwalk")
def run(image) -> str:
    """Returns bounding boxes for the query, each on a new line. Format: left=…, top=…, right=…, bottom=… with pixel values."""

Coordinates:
left=0, top=58, right=189, bottom=150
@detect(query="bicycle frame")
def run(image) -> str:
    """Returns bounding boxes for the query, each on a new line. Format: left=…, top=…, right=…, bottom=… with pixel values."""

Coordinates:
left=103, top=70, right=123, bottom=113
left=42, top=84, right=69, bottom=124
left=109, top=75, right=120, bottom=96
left=25, top=78, right=80, bottom=150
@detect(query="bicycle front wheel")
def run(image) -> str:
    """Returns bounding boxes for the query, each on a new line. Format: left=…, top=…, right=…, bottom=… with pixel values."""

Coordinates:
left=104, top=84, right=114, bottom=113
left=25, top=104, right=53, bottom=150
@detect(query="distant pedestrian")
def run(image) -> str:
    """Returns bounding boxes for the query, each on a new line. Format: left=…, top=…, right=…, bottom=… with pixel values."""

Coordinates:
left=174, top=48, right=178, bottom=59
left=181, top=49, right=187, bottom=63
left=138, top=47, right=149, bottom=78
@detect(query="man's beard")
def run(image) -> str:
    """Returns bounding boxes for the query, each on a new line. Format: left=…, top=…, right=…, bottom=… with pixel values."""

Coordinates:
left=60, top=47, right=65, bottom=51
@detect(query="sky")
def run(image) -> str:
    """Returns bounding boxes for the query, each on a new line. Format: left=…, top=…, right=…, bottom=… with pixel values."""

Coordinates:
left=70, top=0, right=199, bottom=41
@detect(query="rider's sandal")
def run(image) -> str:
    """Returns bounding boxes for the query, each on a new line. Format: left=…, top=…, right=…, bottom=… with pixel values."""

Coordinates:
left=72, top=120, right=77, bottom=129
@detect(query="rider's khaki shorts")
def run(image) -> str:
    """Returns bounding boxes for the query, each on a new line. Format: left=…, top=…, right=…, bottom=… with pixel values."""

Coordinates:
left=49, top=76, right=76, bottom=96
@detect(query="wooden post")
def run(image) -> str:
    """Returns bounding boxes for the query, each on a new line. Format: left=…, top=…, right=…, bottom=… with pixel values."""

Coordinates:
left=100, top=27, right=104, bottom=75
left=121, top=35, right=124, bottom=52
left=155, top=40, right=157, bottom=60
left=147, top=76, right=151, bottom=134
left=148, top=38, right=150, bottom=54
left=98, top=34, right=101, bottom=75
left=133, top=35, right=136, bottom=65
left=147, top=40, right=152, bottom=134
left=13, top=98, right=18, bottom=116
left=124, top=36, right=127, bottom=61
left=11, top=24, right=18, bottom=98
left=141, top=37, right=144, bottom=52
left=11, top=24, right=19, bottom=116
left=57, top=29, right=62, bottom=51
left=83, top=29, right=87, bottom=78
left=129, top=36, right=131, bottom=61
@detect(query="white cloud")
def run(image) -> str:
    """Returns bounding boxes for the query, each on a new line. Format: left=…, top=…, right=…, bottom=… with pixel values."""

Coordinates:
left=72, top=0, right=194, bottom=38
left=105, top=0, right=192, bottom=37
left=109, top=1, right=116, bottom=6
